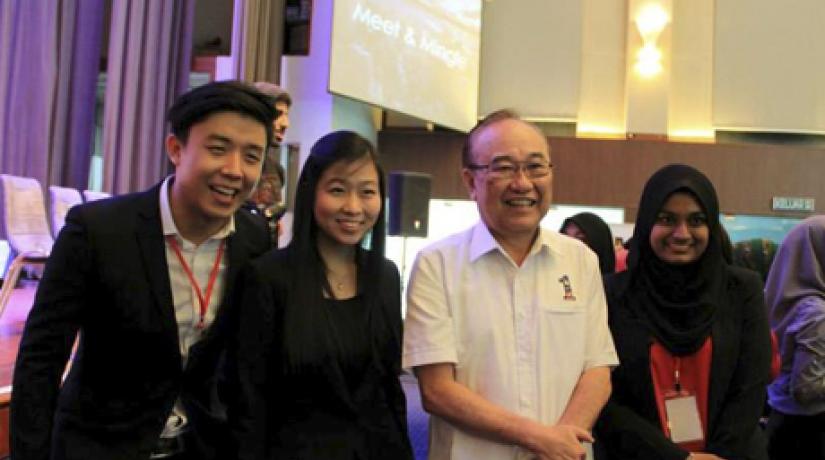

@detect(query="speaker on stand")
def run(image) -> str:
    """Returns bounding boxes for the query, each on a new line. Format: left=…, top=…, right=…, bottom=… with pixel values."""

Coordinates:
left=388, top=171, right=432, bottom=286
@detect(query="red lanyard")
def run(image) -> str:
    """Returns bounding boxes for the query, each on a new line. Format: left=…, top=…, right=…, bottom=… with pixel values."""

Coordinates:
left=166, top=235, right=226, bottom=329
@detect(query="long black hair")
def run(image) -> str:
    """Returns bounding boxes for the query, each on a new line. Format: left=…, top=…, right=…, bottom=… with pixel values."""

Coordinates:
left=282, top=130, right=390, bottom=372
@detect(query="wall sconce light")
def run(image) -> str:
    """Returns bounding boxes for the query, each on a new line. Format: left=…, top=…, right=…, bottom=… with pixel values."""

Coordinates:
left=634, top=4, right=669, bottom=77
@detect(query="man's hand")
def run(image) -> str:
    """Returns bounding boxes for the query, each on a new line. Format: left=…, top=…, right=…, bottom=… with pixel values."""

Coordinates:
left=416, top=364, right=597, bottom=460
left=528, top=424, right=593, bottom=460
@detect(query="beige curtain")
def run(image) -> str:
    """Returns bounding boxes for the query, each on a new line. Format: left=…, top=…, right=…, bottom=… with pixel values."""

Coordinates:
left=230, top=0, right=285, bottom=83
left=0, top=0, right=104, bottom=189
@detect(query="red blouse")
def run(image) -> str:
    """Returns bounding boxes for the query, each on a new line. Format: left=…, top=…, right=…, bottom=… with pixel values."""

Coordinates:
left=649, top=337, right=713, bottom=452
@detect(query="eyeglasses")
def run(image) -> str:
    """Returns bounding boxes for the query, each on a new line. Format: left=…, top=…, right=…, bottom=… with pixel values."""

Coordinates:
left=467, top=158, right=553, bottom=180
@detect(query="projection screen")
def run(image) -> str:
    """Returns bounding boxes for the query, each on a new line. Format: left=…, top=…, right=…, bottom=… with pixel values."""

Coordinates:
left=329, top=0, right=482, bottom=132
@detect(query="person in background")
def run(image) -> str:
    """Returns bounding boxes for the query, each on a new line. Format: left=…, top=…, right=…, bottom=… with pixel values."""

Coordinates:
left=253, top=159, right=285, bottom=208
left=243, top=157, right=286, bottom=247
left=614, top=237, right=629, bottom=273
left=594, top=164, right=772, bottom=460
left=732, top=238, right=777, bottom=284
left=11, top=81, right=275, bottom=460
left=240, top=82, right=292, bottom=248
left=762, top=215, right=825, bottom=459
left=228, top=131, right=413, bottom=459
left=719, top=225, right=734, bottom=264
left=252, top=81, right=291, bottom=147
left=404, top=110, right=618, bottom=460
left=560, top=212, right=617, bottom=275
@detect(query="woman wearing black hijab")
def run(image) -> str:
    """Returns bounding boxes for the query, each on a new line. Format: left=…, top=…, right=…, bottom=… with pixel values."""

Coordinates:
left=594, top=164, right=772, bottom=460
left=560, top=212, right=617, bottom=274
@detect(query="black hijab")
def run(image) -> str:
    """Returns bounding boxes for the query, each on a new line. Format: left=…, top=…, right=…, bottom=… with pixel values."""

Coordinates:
left=626, top=164, right=726, bottom=355
left=561, top=212, right=616, bottom=274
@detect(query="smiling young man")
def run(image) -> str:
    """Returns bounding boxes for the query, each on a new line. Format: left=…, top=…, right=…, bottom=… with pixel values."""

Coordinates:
left=11, top=81, right=276, bottom=460
left=403, top=110, right=619, bottom=460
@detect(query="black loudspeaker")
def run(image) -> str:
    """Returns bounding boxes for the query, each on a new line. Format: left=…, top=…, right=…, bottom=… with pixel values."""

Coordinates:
left=388, top=171, right=431, bottom=237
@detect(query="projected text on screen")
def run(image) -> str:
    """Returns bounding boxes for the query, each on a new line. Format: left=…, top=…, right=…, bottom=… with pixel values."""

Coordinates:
left=330, top=0, right=481, bottom=132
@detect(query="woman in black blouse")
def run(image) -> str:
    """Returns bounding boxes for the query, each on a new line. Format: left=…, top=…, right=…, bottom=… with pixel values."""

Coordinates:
left=228, top=131, right=412, bottom=459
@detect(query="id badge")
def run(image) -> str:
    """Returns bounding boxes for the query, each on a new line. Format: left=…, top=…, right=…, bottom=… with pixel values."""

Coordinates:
left=664, top=392, right=704, bottom=444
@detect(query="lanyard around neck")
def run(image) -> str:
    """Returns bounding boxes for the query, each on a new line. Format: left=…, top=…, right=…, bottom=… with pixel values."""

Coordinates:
left=166, top=235, right=226, bottom=329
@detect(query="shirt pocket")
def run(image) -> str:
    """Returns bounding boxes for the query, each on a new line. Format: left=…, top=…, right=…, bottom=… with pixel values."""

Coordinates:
left=540, top=303, right=585, bottom=315
left=537, top=304, right=588, bottom=379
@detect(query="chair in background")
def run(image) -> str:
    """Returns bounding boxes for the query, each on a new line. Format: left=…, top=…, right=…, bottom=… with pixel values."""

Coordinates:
left=82, top=190, right=110, bottom=202
left=0, top=175, right=53, bottom=320
left=48, top=186, right=83, bottom=238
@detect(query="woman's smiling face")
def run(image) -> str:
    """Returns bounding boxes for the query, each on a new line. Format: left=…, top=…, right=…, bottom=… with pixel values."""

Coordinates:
left=649, top=191, right=710, bottom=265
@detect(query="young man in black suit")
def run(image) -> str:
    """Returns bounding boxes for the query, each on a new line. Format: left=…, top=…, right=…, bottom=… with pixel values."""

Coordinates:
left=10, top=81, right=276, bottom=460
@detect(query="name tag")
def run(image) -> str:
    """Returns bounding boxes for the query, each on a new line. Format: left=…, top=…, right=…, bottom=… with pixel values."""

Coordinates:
left=665, top=395, right=704, bottom=443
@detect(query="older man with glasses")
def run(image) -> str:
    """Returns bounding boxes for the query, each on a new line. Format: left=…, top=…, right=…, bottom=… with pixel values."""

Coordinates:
left=403, top=110, right=618, bottom=460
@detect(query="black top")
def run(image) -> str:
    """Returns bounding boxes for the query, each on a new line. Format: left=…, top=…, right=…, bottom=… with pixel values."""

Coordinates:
left=325, top=296, right=371, bottom=392
left=228, top=249, right=412, bottom=460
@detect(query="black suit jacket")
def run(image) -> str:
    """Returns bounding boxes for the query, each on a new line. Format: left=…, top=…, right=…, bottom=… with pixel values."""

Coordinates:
left=10, top=184, right=270, bottom=460
left=228, top=249, right=413, bottom=460
left=594, top=266, right=771, bottom=460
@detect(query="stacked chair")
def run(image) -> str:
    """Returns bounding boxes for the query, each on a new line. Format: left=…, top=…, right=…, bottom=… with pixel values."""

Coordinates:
left=48, top=186, right=84, bottom=238
left=82, top=190, right=111, bottom=202
left=0, top=177, right=113, bottom=320
left=0, top=175, right=54, bottom=319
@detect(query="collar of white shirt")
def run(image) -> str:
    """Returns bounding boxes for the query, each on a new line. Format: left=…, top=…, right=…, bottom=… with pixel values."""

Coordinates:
left=468, top=222, right=563, bottom=264
left=159, top=175, right=235, bottom=242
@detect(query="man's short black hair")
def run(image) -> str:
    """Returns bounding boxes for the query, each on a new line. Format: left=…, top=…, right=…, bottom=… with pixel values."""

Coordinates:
left=167, top=80, right=277, bottom=147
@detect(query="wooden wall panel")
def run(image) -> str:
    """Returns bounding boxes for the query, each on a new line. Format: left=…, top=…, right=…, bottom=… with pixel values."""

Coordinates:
left=378, top=131, right=467, bottom=200
left=378, top=130, right=825, bottom=219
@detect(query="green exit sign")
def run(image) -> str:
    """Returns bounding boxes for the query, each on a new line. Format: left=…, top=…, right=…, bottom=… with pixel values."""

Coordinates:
left=772, top=197, right=815, bottom=212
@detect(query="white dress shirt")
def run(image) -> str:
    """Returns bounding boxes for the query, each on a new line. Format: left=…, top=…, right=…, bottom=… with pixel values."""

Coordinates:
left=158, top=176, right=234, bottom=437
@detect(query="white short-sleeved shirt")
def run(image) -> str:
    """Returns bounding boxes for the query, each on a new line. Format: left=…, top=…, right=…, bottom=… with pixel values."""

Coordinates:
left=403, top=222, right=619, bottom=460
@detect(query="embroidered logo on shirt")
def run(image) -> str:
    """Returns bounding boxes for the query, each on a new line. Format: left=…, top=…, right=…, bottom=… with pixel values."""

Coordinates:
left=558, top=275, right=576, bottom=301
